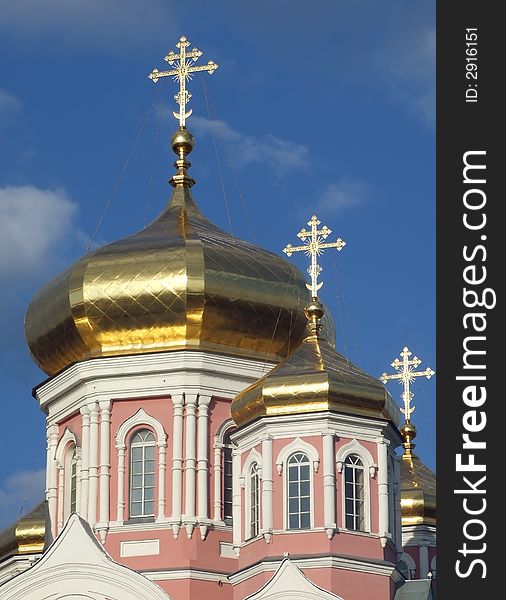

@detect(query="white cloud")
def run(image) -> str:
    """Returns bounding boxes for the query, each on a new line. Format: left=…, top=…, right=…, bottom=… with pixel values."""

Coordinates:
left=191, top=116, right=308, bottom=174
left=378, top=26, right=435, bottom=126
left=0, top=186, right=78, bottom=277
left=0, top=89, right=21, bottom=127
left=0, top=468, right=45, bottom=529
left=309, top=178, right=367, bottom=217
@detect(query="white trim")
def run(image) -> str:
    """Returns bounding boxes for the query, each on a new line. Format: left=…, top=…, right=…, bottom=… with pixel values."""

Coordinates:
left=231, top=412, right=402, bottom=458
left=142, top=568, right=230, bottom=584
left=213, top=419, right=235, bottom=524
left=55, top=428, right=77, bottom=530
left=283, top=450, right=315, bottom=531
left=35, top=350, right=273, bottom=424
left=116, top=408, right=167, bottom=448
left=241, top=448, right=263, bottom=480
left=170, top=394, right=184, bottom=538
left=55, top=428, right=78, bottom=465
left=398, top=552, right=416, bottom=579
left=243, top=450, right=262, bottom=541
left=115, top=409, right=167, bottom=526
left=229, top=554, right=402, bottom=586
left=244, top=558, right=343, bottom=600
left=275, top=437, right=320, bottom=475
left=215, top=418, right=236, bottom=446
left=183, top=394, right=197, bottom=538
left=335, top=438, right=375, bottom=472
left=87, top=402, right=100, bottom=527
left=336, top=439, right=374, bottom=534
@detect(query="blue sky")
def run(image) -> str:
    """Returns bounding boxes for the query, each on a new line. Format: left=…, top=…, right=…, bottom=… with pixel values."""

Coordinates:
left=0, top=0, right=435, bottom=528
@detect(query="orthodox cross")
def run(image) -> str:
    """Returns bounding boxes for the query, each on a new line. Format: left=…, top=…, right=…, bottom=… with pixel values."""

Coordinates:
left=148, top=35, right=219, bottom=127
left=283, top=215, right=346, bottom=298
left=380, top=347, right=435, bottom=422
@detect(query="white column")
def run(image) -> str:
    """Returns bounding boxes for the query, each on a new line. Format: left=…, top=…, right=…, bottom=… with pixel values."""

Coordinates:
left=170, top=394, right=184, bottom=538
left=46, top=425, right=59, bottom=541
left=261, top=437, right=273, bottom=543
left=394, top=456, right=402, bottom=552
left=197, top=395, right=211, bottom=539
left=377, top=439, right=389, bottom=547
left=87, top=402, right=100, bottom=528
left=156, top=435, right=168, bottom=522
left=97, top=400, right=111, bottom=539
left=184, top=394, right=198, bottom=538
left=323, top=432, right=336, bottom=539
left=116, top=444, right=126, bottom=522
left=232, top=449, right=242, bottom=556
left=56, top=465, right=65, bottom=533
left=79, top=407, right=90, bottom=519
left=213, top=438, right=222, bottom=522
left=419, top=543, right=429, bottom=578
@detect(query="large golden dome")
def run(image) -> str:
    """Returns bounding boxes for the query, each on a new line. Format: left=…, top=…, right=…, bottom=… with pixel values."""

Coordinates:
left=25, top=129, right=334, bottom=376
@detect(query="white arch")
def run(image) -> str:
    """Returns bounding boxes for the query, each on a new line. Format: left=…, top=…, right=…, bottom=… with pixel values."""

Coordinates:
left=335, top=439, right=375, bottom=533
left=115, top=408, right=167, bottom=448
left=335, top=438, right=375, bottom=474
left=241, top=448, right=263, bottom=480
left=214, top=418, right=236, bottom=447
left=275, top=438, right=320, bottom=475
left=398, top=551, right=417, bottom=579
left=55, top=428, right=78, bottom=465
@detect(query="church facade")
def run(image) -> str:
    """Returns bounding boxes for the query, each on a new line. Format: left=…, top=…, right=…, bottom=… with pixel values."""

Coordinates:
left=0, top=37, right=436, bottom=600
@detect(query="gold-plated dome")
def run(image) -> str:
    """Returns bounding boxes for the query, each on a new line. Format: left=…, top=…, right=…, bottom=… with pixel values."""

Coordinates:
left=0, top=501, right=46, bottom=560
left=232, top=300, right=400, bottom=427
left=25, top=129, right=334, bottom=376
left=399, top=423, right=436, bottom=527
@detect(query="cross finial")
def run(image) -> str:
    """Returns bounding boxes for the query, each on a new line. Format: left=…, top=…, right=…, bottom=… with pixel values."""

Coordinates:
left=148, top=35, right=218, bottom=127
left=380, top=346, right=435, bottom=422
left=283, top=215, right=346, bottom=298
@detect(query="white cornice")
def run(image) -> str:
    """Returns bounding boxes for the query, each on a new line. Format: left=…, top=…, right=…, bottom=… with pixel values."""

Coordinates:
left=228, top=554, right=401, bottom=586
left=143, top=568, right=230, bottom=583
left=231, top=412, right=402, bottom=451
left=36, top=351, right=275, bottom=423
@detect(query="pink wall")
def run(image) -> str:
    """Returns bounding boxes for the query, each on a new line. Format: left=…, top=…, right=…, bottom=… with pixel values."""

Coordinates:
left=233, top=564, right=394, bottom=600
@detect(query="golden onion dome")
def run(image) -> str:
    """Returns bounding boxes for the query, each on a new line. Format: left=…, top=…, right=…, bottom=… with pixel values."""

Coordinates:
left=25, top=128, right=335, bottom=376
left=0, top=501, right=46, bottom=560
left=399, top=423, right=436, bottom=527
left=232, top=299, right=400, bottom=427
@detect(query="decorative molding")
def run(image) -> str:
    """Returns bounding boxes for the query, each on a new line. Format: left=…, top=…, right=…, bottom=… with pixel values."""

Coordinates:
left=335, top=439, right=375, bottom=474
left=116, top=408, right=167, bottom=448
left=275, top=438, right=320, bottom=475
left=54, top=428, right=77, bottom=465
left=229, top=554, right=401, bottom=587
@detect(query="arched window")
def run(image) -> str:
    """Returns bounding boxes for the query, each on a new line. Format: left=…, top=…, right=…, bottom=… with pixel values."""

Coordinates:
left=69, top=448, right=78, bottom=514
left=287, top=452, right=311, bottom=530
left=344, top=454, right=365, bottom=531
left=63, top=443, right=78, bottom=520
left=249, top=463, right=260, bottom=538
left=129, top=429, right=156, bottom=518
left=222, top=429, right=235, bottom=524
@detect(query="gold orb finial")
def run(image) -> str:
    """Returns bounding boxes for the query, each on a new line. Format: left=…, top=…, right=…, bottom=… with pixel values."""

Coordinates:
left=169, top=127, right=196, bottom=188
left=304, top=298, right=325, bottom=336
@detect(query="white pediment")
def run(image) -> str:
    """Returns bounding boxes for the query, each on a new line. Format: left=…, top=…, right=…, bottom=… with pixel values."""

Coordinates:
left=0, top=514, right=171, bottom=600
left=246, top=558, right=343, bottom=600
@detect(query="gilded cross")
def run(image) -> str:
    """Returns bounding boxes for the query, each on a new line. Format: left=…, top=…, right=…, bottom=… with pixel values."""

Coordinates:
left=148, top=36, right=219, bottom=127
left=380, top=347, right=435, bottom=422
left=283, top=215, right=346, bottom=298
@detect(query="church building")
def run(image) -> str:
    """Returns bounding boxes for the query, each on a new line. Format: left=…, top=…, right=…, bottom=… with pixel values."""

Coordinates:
left=0, top=37, right=436, bottom=600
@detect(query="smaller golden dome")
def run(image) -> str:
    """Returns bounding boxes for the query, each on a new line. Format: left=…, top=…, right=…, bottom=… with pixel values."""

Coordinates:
left=232, top=303, right=400, bottom=427
left=400, top=426, right=436, bottom=527
left=0, top=501, right=46, bottom=559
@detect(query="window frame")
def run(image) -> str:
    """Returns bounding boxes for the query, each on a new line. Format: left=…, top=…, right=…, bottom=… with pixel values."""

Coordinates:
left=248, top=462, right=261, bottom=539
left=286, top=452, right=312, bottom=531
left=336, top=439, right=374, bottom=533
left=128, top=428, right=157, bottom=519
left=343, top=454, right=366, bottom=531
